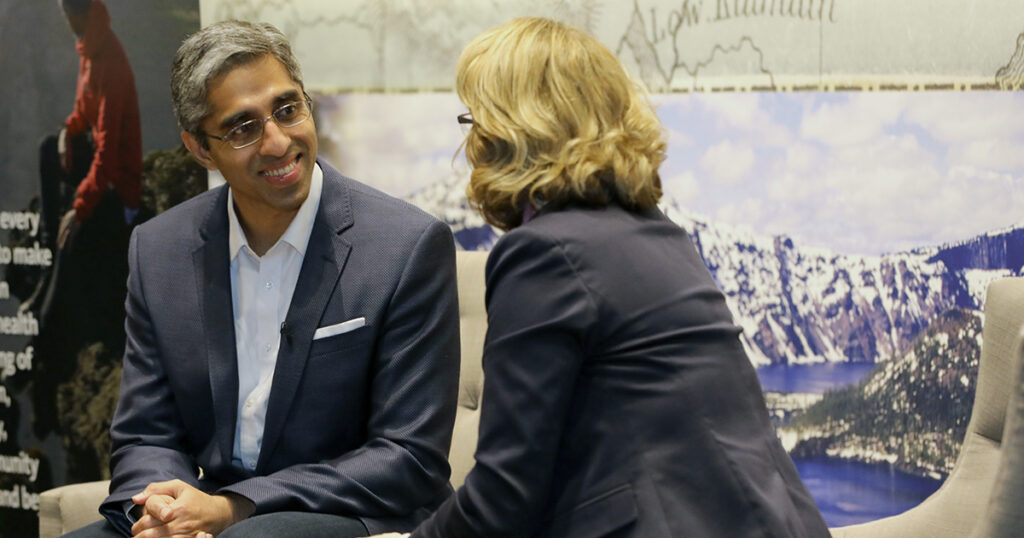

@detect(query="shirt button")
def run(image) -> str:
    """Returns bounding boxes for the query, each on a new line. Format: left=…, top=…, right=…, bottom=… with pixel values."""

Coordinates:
left=265, top=281, right=272, bottom=289
left=245, top=398, right=254, bottom=408
left=264, top=344, right=272, bottom=352
left=248, top=460, right=256, bottom=468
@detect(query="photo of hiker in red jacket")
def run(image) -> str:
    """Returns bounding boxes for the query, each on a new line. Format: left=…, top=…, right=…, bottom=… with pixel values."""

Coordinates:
left=58, top=0, right=142, bottom=233
left=24, top=0, right=142, bottom=477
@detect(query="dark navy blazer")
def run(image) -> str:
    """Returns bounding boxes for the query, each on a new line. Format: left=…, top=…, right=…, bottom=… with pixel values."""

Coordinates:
left=414, top=203, right=829, bottom=537
left=101, top=161, right=460, bottom=535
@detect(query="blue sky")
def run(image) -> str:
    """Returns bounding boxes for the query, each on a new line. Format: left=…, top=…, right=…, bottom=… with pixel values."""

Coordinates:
left=319, top=91, right=1024, bottom=256
left=656, top=92, right=1024, bottom=255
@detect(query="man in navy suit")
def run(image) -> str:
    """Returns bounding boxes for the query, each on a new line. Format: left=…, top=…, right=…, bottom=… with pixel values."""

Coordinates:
left=65, top=20, right=460, bottom=538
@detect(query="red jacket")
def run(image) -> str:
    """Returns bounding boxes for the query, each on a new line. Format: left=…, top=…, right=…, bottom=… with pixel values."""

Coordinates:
left=65, top=0, right=142, bottom=221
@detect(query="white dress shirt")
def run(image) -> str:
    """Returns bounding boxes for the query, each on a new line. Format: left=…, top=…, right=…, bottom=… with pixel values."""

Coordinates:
left=227, top=164, right=323, bottom=470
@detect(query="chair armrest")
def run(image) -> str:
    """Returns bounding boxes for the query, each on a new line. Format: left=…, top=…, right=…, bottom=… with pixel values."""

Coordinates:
left=39, top=480, right=109, bottom=538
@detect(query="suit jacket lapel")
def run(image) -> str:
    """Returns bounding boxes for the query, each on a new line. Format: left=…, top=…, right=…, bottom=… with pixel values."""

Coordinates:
left=192, top=186, right=239, bottom=467
left=258, top=162, right=354, bottom=469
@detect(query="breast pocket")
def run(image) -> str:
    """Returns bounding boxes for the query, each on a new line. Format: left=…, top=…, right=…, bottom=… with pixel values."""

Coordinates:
left=295, top=324, right=376, bottom=431
left=539, top=484, right=638, bottom=538
left=308, top=324, right=374, bottom=358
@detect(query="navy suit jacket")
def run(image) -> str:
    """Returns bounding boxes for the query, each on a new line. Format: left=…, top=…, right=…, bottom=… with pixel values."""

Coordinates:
left=101, top=161, right=460, bottom=534
left=413, top=203, right=829, bottom=537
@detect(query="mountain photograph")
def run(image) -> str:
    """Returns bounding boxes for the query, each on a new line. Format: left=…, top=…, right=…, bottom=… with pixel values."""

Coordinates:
left=316, top=90, right=1024, bottom=525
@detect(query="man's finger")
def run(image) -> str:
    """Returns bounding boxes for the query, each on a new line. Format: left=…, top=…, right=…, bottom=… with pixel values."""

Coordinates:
left=130, top=513, right=170, bottom=536
left=143, top=493, right=177, bottom=522
left=132, top=481, right=162, bottom=505
left=141, top=479, right=187, bottom=497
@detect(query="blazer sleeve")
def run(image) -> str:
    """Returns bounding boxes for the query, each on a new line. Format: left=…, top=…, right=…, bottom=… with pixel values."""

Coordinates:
left=100, top=229, right=202, bottom=532
left=413, top=228, right=599, bottom=538
left=219, top=219, right=461, bottom=523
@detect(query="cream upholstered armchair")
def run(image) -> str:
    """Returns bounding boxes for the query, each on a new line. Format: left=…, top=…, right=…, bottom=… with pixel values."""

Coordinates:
left=830, top=277, right=1024, bottom=538
left=973, top=320, right=1024, bottom=537
left=38, top=251, right=489, bottom=537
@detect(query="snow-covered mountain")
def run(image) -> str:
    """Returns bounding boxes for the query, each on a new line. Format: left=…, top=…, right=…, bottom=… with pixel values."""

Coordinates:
left=785, top=308, right=983, bottom=477
left=406, top=174, right=1019, bottom=366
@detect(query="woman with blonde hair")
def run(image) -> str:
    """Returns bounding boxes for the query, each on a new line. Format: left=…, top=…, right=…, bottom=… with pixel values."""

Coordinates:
left=376, top=17, right=828, bottom=538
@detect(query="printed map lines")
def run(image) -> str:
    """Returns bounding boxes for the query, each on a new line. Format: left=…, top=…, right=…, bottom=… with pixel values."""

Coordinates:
left=617, top=0, right=776, bottom=91
left=996, top=32, right=1024, bottom=90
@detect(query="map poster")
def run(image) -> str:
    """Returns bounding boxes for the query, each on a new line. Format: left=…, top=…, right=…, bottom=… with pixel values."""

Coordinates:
left=201, top=0, right=1024, bottom=92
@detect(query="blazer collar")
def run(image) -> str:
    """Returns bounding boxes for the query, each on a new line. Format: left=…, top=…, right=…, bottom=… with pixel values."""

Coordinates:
left=258, top=159, right=354, bottom=469
left=192, top=185, right=238, bottom=467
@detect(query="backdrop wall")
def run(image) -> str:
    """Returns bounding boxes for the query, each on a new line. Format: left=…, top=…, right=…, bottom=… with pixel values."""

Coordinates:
left=0, top=0, right=1021, bottom=535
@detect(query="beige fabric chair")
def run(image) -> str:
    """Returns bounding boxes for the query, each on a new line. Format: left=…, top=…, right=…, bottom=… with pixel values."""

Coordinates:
left=972, top=323, right=1024, bottom=538
left=38, top=250, right=490, bottom=537
left=830, top=277, right=1024, bottom=537
left=38, top=480, right=110, bottom=538
left=449, top=250, right=487, bottom=488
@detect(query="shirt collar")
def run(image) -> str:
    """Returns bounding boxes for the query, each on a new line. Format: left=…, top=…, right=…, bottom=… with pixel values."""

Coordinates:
left=227, top=162, right=324, bottom=260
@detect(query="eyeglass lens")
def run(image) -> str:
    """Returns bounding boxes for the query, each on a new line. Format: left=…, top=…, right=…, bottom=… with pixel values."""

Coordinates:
left=225, top=100, right=311, bottom=149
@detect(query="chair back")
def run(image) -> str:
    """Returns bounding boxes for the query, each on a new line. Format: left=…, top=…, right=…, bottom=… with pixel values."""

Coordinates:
left=450, top=250, right=488, bottom=487
left=964, top=278, right=1024, bottom=446
left=972, top=321, right=1024, bottom=537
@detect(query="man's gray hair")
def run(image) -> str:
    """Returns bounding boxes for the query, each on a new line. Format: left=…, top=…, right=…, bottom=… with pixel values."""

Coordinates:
left=171, top=20, right=304, bottom=143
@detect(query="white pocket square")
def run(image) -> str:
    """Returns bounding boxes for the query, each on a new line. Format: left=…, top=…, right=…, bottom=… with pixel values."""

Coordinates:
left=313, top=317, right=366, bottom=340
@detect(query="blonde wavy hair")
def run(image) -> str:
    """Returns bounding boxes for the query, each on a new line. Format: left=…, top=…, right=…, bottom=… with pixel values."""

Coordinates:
left=456, top=17, right=667, bottom=230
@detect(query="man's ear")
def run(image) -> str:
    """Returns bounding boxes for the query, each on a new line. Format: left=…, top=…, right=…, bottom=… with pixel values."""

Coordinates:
left=181, top=131, right=218, bottom=171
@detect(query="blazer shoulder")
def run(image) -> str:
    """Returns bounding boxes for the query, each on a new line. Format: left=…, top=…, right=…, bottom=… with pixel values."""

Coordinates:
left=349, top=180, right=441, bottom=227
left=518, top=204, right=676, bottom=245
left=320, top=164, right=445, bottom=236
left=497, top=206, right=599, bottom=251
left=133, top=185, right=225, bottom=246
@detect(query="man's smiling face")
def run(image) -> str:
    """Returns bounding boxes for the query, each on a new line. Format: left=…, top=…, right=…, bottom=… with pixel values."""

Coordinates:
left=191, top=54, right=317, bottom=230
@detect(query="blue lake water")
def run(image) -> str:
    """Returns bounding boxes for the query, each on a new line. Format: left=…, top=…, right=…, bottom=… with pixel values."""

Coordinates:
left=794, top=456, right=943, bottom=527
left=756, top=362, right=877, bottom=394
left=757, top=363, right=944, bottom=527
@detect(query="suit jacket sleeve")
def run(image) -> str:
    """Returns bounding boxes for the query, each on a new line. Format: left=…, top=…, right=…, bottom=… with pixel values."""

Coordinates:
left=413, top=228, right=599, bottom=538
left=219, top=219, right=461, bottom=521
left=100, top=229, right=202, bottom=532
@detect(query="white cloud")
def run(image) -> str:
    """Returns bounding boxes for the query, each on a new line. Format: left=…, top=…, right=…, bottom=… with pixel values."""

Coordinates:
left=784, top=142, right=820, bottom=175
left=949, top=138, right=1024, bottom=171
left=800, top=94, right=906, bottom=147
left=662, top=171, right=701, bottom=204
left=903, top=93, right=1024, bottom=144
left=664, top=126, right=694, bottom=148
left=317, top=93, right=467, bottom=196
left=697, top=93, right=793, bottom=146
left=701, top=141, right=755, bottom=184
left=766, top=172, right=820, bottom=202
left=785, top=132, right=1024, bottom=253
left=715, top=198, right=765, bottom=230
left=739, top=128, right=1024, bottom=254
left=700, top=93, right=764, bottom=129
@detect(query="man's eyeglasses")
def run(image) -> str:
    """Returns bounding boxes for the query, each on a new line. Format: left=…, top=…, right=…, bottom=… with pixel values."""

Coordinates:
left=208, top=96, right=313, bottom=149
